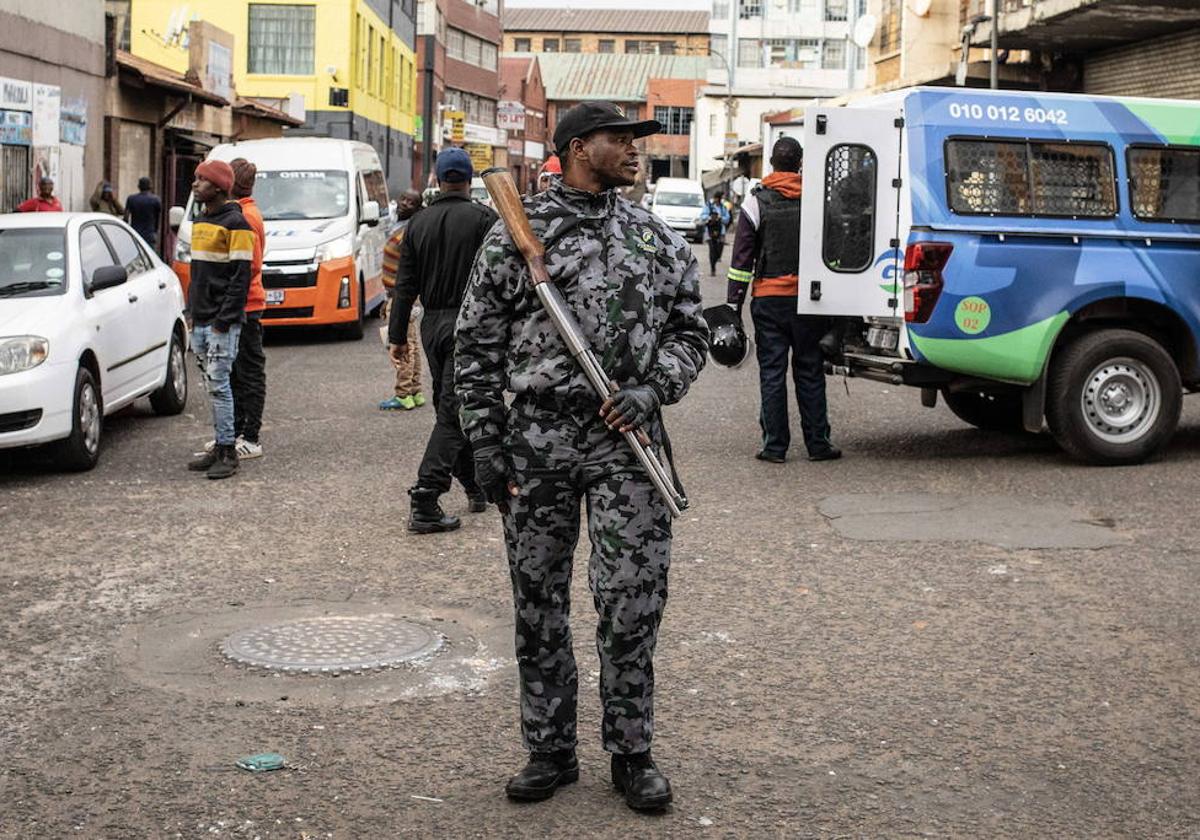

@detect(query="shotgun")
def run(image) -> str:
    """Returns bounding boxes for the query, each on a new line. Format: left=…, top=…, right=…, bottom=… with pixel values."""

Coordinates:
left=480, top=167, right=688, bottom=518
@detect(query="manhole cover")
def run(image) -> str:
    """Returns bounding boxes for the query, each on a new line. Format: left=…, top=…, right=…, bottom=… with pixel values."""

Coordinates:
left=221, top=615, right=444, bottom=674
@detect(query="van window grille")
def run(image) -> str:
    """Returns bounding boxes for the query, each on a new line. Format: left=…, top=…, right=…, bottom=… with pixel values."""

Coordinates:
left=946, top=138, right=1117, bottom=218
left=822, top=143, right=877, bottom=273
left=1128, top=145, right=1200, bottom=222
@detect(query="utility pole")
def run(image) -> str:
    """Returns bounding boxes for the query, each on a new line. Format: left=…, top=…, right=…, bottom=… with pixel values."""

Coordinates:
left=990, top=0, right=999, bottom=89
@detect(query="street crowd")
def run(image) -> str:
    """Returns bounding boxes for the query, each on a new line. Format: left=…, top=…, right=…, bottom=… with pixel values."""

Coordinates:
left=11, top=99, right=840, bottom=814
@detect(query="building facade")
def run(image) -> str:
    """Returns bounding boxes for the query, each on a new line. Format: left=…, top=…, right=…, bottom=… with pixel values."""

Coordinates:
left=502, top=9, right=709, bottom=57
left=415, top=0, right=502, bottom=187
left=0, top=0, right=107, bottom=212
left=697, top=0, right=866, bottom=179
left=498, top=56, right=546, bottom=194
left=126, top=0, right=418, bottom=194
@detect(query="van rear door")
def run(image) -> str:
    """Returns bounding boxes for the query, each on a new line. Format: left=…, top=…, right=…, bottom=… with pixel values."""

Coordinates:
left=797, top=107, right=903, bottom=318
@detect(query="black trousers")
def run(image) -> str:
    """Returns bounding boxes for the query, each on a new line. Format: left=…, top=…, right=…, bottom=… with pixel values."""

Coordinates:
left=707, top=236, right=725, bottom=273
left=750, top=296, right=832, bottom=457
left=416, top=308, right=476, bottom=494
left=231, top=313, right=266, bottom=443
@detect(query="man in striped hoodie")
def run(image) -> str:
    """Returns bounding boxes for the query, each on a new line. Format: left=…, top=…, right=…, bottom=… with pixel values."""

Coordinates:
left=186, top=159, right=254, bottom=480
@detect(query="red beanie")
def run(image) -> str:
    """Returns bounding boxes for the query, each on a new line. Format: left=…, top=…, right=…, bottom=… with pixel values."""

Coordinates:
left=195, top=159, right=234, bottom=194
left=539, top=155, right=562, bottom=176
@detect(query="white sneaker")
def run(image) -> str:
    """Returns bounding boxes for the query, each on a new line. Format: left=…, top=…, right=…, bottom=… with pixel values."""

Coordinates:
left=234, top=437, right=263, bottom=459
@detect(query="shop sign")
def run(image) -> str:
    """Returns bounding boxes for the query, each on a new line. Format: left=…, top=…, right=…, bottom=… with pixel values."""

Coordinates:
left=0, top=109, right=32, bottom=145
left=60, top=97, right=87, bottom=146
left=464, top=122, right=500, bottom=146
left=498, top=101, right=525, bottom=131
left=507, top=138, right=523, bottom=156
left=465, top=142, right=493, bottom=170
left=524, top=140, right=545, bottom=161
left=32, top=84, right=60, bottom=147
left=0, top=77, right=31, bottom=112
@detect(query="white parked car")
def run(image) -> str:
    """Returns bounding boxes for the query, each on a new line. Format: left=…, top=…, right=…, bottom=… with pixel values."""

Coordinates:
left=0, top=213, right=189, bottom=470
left=649, top=177, right=706, bottom=243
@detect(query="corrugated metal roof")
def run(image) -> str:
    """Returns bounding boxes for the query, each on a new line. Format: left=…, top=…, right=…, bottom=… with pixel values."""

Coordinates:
left=504, top=9, right=709, bottom=35
left=511, top=53, right=708, bottom=102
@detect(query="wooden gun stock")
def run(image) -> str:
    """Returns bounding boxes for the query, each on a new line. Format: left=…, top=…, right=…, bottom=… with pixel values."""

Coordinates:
left=480, top=167, right=550, bottom=286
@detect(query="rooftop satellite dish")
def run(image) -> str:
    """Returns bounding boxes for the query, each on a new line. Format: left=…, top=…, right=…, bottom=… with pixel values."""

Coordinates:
left=852, top=14, right=878, bottom=50
left=909, top=0, right=933, bottom=16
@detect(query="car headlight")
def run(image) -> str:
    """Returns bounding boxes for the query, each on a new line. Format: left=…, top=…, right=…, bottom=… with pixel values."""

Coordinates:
left=175, top=239, right=191, bottom=263
left=0, top=336, right=49, bottom=376
left=315, top=235, right=355, bottom=264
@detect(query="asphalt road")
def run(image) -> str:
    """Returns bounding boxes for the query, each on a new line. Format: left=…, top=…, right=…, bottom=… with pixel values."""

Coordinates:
left=3, top=245, right=1200, bottom=838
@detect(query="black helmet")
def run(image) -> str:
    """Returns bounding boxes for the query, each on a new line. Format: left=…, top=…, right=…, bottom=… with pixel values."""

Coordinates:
left=704, top=304, right=750, bottom=368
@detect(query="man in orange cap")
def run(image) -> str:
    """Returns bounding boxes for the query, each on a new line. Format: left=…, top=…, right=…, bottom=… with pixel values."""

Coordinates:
left=536, top=155, right=561, bottom=193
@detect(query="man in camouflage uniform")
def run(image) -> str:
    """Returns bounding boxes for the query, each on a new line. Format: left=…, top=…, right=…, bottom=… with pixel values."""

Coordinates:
left=455, top=102, right=708, bottom=811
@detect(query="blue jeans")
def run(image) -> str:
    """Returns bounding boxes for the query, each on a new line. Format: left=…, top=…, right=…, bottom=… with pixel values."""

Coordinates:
left=192, top=323, right=241, bottom=446
left=750, top=296, right=832, bottom=457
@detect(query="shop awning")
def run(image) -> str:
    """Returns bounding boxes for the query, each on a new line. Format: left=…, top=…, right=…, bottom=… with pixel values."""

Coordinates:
left=116, top=50, right=228, bottom=107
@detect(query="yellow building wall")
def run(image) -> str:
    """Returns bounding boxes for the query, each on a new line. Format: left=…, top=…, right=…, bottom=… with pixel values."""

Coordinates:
left=503, top=31, right=709, bottom=56
left=129, top=0, right=415, bottom=135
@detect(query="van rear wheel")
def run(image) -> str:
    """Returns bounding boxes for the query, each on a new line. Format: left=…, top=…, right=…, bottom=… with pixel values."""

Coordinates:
left=941, top=388, right=1026, bottom=432
left=1046, top=328, right=1181, bottom=465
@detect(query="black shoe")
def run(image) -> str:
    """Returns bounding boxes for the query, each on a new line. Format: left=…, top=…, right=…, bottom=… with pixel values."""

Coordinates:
left=808, top=445, right=842, bottom=462
left=611, top=751, right=673, bottom=811
left=505, top=751, right=579, bottom=802
left=188, top=449, right=217, bottom=472
left=206, top=444, right=239, bottom=480
left=407, top=487, right=461, bottom=533
left=755, top=450, right=786, bottom=464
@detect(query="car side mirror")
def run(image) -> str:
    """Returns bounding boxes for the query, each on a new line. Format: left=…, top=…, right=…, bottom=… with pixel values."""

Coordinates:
left=168, top=206, right=185, bottom=230
left=361, top=200, right=380, bottom=227
left=89, top=264, right=128, bottom=293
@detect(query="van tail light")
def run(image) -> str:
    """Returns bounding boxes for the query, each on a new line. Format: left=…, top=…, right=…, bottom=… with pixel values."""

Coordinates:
left=903, top=242, right=953, bottom=324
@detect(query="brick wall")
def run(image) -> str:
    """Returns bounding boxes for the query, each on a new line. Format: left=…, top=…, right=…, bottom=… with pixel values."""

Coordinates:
left=1084, top=27, right=1200, bottom=98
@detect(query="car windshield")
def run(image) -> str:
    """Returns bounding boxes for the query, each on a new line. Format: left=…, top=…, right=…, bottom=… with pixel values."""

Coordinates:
left=470, top=186, right=489, bottom=202
left=655, top=192, right=704, bottom=208
left=0, top=228, right=68, bottom=298
left=192, top=169, right=351, bottom=221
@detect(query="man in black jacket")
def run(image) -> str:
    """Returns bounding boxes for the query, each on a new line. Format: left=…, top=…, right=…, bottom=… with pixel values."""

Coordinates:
left=389, top=148, right=498, bottom=533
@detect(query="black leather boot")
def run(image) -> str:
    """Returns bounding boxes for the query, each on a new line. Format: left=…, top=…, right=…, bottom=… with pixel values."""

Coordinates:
left=463, top=484, right=487, bottom=513
left=407, top=487, right=461, bottom=533
left=611, top=751, right=673, bottom=811
left=206, top=444, right=239, bottom=480
left=505, top=750, right=578, bottom=801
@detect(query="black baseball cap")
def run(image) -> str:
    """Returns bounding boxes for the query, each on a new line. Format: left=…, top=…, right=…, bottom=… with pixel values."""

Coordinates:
left=553, top=101, right=661, bottom=155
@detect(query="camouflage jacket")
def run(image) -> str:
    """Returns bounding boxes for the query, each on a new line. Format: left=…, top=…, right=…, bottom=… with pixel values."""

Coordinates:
left=455, top=180, right=709, bottom=447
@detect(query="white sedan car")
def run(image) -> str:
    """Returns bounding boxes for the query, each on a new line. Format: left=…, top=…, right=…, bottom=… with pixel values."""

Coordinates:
left=0, top=213, right=188, bottom=470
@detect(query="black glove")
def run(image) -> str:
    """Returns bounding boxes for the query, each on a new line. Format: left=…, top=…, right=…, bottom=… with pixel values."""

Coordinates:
left=473, top=444, right=513, bottom=505
left=601, top=383, right=661, bottom=432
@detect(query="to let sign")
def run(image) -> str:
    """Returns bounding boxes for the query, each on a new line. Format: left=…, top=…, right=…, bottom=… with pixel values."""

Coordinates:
left=497, top=101, right=525, bottom=132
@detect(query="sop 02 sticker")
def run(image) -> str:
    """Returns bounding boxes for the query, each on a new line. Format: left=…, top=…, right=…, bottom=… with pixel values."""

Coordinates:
left=955, top=296, right=991, bottom=335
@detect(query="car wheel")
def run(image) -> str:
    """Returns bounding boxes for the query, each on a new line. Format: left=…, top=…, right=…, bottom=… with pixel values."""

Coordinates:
left=341, top=279, right=365, bottom=341
left=149, top=330, right=188, bottom=415
left=53, top=365, right=102, bottom=471
left=1046, top=328, right=1182, bottom=465
left=941, top=388, right=1026, bottom=433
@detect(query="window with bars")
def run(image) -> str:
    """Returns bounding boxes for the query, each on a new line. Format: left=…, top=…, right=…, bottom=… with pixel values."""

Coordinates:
left=543, top=38, right=559, bottom=52
left=564, top=38, right=582, bottom=53
left=740, top=0, right=762, bottom=18
left=823, top=144, right=877, bottom=272
left=514, top=37, right=530, bottom=51
left=248, top=4, right=315, bottom=75
left=825, top=0, right=848, bottom=21
left=1129, top=145, right=1200, bottom=222
left=822, top=38, right=845, bottom=69
left=768, top=38, right=820, bottom=68
left=879, top=0, right=902, bottom=54
left=946, top=138, right=1117, bottom=217
left=738, top=37, right=763, bottom=68
left=599, top=39, right=614, bottom=53
left=654, top=106, right=694, bottom=136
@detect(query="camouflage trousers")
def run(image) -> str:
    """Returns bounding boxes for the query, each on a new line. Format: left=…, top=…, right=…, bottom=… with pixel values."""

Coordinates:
left=501, top=400, right=672, bottom=755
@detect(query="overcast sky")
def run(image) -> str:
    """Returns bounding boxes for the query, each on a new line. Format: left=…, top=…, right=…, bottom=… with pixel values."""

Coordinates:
left=506, top=0, right=709, bottom=8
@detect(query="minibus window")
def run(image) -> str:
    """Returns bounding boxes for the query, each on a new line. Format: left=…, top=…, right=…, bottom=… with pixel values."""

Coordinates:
left=822, top=143, right=877, bottom=273
left=946, top=138, right=1116, bottom=218
left=1128, top=146, right=1200, bottom=222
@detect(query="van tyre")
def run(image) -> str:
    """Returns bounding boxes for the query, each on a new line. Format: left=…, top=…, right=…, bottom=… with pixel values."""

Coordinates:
left=1046, top=328, right=1181, bottom=465
left=149, top=331, right=188, bottom=416
left=342, top=279, right=365, bottom=341
left=941, top=388, right=1026, bottom=433
left=54, top=366, right=102, bottom=471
